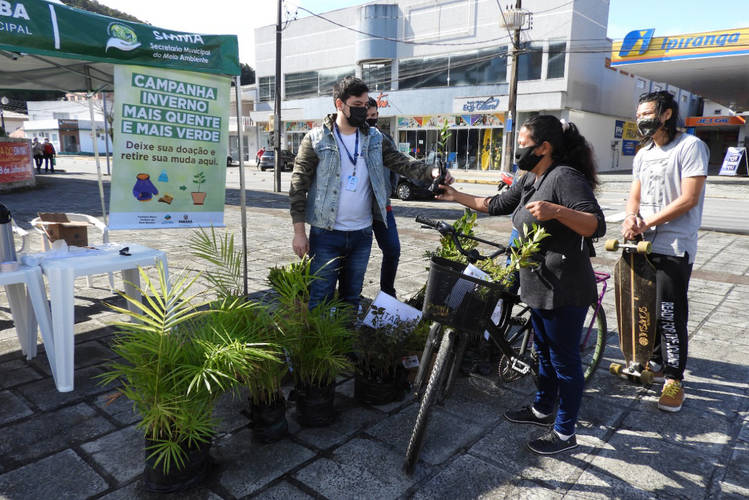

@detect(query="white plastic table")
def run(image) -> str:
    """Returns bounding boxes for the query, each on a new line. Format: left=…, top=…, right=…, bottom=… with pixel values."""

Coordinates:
left=0, top=265, right=54, bottom=368
left=39, top=243, right=168, bottom=392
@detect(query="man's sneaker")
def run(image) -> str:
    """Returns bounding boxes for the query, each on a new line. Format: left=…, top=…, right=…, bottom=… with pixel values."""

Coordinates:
left=658, top=379, right=685, bottom=412
left=644, top=363, right=665, bottom=384
left=504, top=405, right=554, bottom=427
left=527, top=430, right=578, bottom=455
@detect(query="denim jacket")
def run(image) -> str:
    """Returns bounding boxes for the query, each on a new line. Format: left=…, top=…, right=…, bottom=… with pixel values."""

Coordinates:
left=290, top=114, right=433, bottom=230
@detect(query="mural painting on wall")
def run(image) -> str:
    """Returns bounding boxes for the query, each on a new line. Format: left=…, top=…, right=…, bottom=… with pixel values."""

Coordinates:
left=284, top=121, right=320, bottom=132
left=398, top=113, right=504, bottom=129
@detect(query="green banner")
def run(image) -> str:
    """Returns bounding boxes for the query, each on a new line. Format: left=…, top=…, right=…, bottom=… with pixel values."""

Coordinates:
left=109, top=65, right=230, bottom=229
left=0, top=0, right=239, bottom=75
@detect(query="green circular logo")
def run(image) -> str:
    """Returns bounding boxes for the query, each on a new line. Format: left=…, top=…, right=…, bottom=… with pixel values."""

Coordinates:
left=108, top=23, right=138, bottom=44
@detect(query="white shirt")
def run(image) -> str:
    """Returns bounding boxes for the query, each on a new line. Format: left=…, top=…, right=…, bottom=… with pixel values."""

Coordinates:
left=333, top=128, right=373, bottom=231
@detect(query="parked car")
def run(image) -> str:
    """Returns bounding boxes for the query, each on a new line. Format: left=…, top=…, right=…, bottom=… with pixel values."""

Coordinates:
left=394, top=177, right=434, bottom=201
left=258, top=150, right=296, bottom=171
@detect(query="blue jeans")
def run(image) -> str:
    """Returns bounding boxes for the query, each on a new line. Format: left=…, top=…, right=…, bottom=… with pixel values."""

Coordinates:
left=372, top=210, right=401, bottom=297
left=530, top=305, right=588, bottom=436
left=308, top=226, right=373, bottom=310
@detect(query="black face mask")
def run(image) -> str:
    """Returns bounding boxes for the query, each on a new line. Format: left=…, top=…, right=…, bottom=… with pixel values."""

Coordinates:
left=515, top=145, right=543, bottom=171
left=345, top=105, right=368, bottom=128
left=636, top=117, right=661, bottom=138
left=366, top=118, right=378, bottom=127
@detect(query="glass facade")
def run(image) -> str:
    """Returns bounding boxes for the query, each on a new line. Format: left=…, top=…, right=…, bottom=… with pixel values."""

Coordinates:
left=317, top=66, right=356, bottom=96
left=259, top=76, right=275, bottom=102
left=361, top=62, right=392, bottom=91
left=449, top=46, right=508, bottom=86
left=547, top=42, right=566, bottom=79
left=398, top=55, right=449, bottom=89
left=285, top=71, right=318, bottom=99
left=517, top=42, right=543, bottom=81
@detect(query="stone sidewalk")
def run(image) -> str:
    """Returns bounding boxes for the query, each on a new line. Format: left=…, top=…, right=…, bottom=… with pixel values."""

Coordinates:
left=0, top=170, right=748, bottom=499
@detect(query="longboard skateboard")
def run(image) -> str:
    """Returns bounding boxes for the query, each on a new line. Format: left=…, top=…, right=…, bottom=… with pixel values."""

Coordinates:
left=605, top=238, right=657, bottom=384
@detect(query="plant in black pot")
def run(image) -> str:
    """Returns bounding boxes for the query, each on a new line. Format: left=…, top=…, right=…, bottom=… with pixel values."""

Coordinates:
left=353, top=305, right=421, bottom=406
left=189, top=227, right=290, bottom=443
left=99, top=265, right=281, bottom=493
left=267, top=257, right=353, bottom=427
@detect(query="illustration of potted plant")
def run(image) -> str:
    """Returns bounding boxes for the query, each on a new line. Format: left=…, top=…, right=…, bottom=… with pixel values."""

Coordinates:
left=191, top=171, right=207, bottom=205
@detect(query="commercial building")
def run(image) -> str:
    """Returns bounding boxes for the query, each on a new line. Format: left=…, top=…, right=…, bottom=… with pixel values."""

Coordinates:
left=252, top=0, right=697, bottom=172
left=23, top=100, right=112, bottom=155
left=612, top=26, right=749, bottom=169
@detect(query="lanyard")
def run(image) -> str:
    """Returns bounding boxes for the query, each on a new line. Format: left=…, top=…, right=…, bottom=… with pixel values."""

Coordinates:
left=335, top=126, right=359, bottom=173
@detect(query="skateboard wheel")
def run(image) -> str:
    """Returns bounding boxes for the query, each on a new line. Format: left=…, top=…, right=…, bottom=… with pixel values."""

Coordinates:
left=605, top=239, right=619, bottom=252
left=609, top=362, right=623, bottom=375
left=640, top=370, right=654, bottom=384
left=636, top=241, right=652, bottom=254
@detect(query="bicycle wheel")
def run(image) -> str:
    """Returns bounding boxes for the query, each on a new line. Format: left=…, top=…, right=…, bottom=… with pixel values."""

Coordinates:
left=404, top=328, right=456, bottom=475
left=580, top=303, right=607, bottom=383
left=413, top=322, right=442, bottom=401
left=437, top=331, right=468, bottom=404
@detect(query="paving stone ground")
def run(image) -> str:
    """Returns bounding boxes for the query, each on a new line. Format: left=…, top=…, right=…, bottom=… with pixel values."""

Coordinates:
left=0, top=161, right=747, bottom=499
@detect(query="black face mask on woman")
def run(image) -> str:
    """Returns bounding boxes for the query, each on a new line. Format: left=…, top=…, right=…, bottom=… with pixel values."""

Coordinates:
left=366, top=118, right=378, bottom=127
left=515, top=145, right=544, bottom=171
left=345, top=105, right=368, bottom=128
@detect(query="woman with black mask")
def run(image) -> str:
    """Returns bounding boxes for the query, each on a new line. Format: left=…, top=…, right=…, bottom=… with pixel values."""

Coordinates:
left=436, top=115, right=606, bottom=455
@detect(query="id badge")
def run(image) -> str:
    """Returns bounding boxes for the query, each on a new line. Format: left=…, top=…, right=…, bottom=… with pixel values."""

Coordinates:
left=345, top=175, right=359, bottom=192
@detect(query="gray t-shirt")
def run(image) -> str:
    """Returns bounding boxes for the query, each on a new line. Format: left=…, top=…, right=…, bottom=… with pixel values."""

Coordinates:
left=633, top=133, right=709, bottom=263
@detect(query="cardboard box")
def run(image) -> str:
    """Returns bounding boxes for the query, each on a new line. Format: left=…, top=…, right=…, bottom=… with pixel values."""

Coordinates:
left=38, top=213, right=89, bottom=247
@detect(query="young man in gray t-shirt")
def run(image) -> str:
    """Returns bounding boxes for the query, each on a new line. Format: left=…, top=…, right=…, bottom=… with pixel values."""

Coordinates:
left=622, top=91, right=709, bottom=413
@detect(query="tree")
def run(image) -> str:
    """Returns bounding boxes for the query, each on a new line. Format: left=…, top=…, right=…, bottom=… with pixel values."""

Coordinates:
left=60, top=0, right=145, bottom=23
left=240, top=64, right=256, bottom=85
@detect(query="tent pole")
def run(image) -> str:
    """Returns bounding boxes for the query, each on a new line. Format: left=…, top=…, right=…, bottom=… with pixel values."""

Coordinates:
left=102, top=91, right=111, bottom=176
left=86, top=66, right=107, bottom=224
left=234, top=76, right=248, bottom=296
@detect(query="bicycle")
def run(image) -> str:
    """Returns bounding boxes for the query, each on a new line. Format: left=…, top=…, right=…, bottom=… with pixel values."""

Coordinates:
left=403, top=216, right=609, bottom=474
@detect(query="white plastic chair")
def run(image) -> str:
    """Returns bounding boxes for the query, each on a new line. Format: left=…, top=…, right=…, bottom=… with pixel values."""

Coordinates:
left=30, top=213, right=115, bottom=290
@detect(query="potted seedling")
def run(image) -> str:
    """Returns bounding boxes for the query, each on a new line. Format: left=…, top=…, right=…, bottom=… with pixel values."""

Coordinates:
left=353, top=305, right=420, bottom=405
left=99, top=265, right=280, bottom=492
left=267, top=257, right=353, bottom=427
left=191, top=171, right=207, bottom=205
left=188, top=227, right=290, bottom=443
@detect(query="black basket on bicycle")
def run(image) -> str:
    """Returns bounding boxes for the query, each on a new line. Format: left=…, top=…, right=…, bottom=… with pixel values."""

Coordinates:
left=422, top=256, right=510, bottom=336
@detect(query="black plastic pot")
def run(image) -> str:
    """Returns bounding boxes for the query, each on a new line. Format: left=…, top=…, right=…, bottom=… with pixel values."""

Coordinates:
left=354, top=367, right=408, bottom=406
left=295, top=382, right=336, bottom=427
left=250, top=394, right=288, bottom=443
left=143, top=438, right=211, bottom=493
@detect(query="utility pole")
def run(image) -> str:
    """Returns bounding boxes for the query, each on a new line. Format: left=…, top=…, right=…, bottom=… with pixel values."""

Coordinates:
left=273, top=0, right=283, bottom=192
left=501, top=1, right=526, bottom=172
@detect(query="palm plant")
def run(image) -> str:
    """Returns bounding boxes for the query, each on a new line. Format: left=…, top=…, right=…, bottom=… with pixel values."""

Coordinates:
left=99, top=264, right=280, bottom=476
left=188, top=226, right=243, bottom=299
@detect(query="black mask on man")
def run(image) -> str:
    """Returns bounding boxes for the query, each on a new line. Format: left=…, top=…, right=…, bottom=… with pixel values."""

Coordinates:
left=366, top=118, right=378, bottom=127
left=345, top=105, right=368, bottom=128
left=515, top=145, right=544, bottom=171
left=636, top=118, right=661, bottom=138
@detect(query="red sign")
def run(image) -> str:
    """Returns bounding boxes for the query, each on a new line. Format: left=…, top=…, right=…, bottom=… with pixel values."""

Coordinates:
left=376, top=92, right=390, bottom=108
left=0, top=141, right=34, bottom=184
left=685, top=115, right=746, bottom=127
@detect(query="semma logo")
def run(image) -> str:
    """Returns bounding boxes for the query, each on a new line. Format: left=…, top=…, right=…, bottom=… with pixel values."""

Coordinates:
left=619, top=28, right=655, bottom=57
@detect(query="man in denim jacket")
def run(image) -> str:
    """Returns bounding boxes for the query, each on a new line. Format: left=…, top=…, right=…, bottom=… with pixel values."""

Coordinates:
left=290, top=76, right=449, bottom=310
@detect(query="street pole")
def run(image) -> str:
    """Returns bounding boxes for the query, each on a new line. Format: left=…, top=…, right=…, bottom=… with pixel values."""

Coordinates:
left=234, top=76, right=248, bottom=296
left=273, top=0, right=282, bottom=192
left=502, top=0, right=522, bottom=173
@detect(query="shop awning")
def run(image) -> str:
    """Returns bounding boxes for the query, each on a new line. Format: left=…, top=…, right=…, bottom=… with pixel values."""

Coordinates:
left=611, top=27, right=749, bottom=111
left=0, top=0, right=239, bottom=92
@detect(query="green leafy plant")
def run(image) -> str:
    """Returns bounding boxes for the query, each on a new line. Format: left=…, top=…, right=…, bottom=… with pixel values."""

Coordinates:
left=192, top=171, right=206, bottom=193
left=188, top=227, right=242, bottom=299
left=267, top=257, right=353, bottom=388
left=179, top=185, right=187, bottom=191
left=354, top=306, right=420, bottom=381
left=98, top=265, right=280, bottom=474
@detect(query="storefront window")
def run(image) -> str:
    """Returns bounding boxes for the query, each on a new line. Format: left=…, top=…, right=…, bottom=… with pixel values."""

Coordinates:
left=517, top=42, right=543, bottom=81
left=399, top=55, right=448, bottom=89
left=449, top=46, right=508, bottom=86
left=318, top=67, right=356, bottom=96
left=547, top=42, right=566, bottom=79
left=259, top=76, right=275, bottom=102
left=362, top=62, right=392, bottom=91
left=285, top=71, right=318, bottom=99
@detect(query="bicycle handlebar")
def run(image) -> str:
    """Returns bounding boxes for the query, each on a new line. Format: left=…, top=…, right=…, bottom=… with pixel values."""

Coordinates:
left=416, top=215, right=508, bottom=263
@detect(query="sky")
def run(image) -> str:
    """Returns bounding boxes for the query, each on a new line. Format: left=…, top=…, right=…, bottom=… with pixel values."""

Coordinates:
left=95, top=0, right=749, bottom=67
